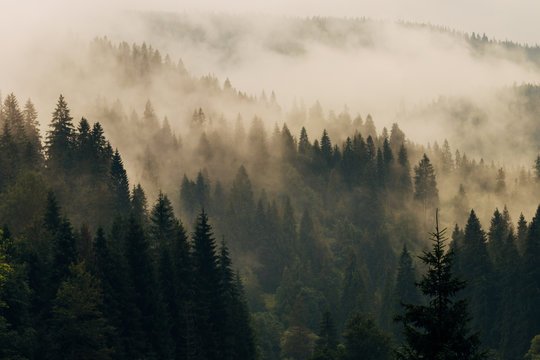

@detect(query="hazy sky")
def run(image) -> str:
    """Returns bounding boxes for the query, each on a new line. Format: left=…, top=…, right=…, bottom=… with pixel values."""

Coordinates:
left=1, top=0, right=539, bottom=45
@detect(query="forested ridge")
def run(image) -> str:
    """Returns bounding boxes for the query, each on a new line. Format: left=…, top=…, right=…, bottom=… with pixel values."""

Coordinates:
left=1, top=37, right=540, bottom=360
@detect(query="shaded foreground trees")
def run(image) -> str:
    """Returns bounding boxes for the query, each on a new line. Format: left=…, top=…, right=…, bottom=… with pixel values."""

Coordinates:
left=396, top=211, right=487, bottom=360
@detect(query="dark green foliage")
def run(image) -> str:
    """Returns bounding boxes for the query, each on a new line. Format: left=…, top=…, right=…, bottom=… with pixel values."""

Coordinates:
left=341, top=312, right=393, bottom=360
left=109, top=149, right=130, bottom=215
left=519, top=205, right=540, bottom=358
left=396, top=213, right=487, bottom=360
left=191, top=210, right=227, bottom=359
left=458, top=210, right=496, bottom=347
left=149, top=191, right=176, bottom=251
left=123, top=214, right=169, bottom=358
left=50, top=262, right=113, bottom=360
left=46, top=95, right=75, bottom=173
left=414, top=154, right=438, bottom=212
left=130, top=184, right=148, bottom=224
left=282, top=294, right=315, bottom=360
left=312, top=310, right=338, bottom=360
left=392, top=245, right=420, bottom=341
left=340, top=250, right=367, bottom=325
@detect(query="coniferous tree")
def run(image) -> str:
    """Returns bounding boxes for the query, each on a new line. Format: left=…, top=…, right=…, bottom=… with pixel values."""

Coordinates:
left=392, top=245, right=420, bottom=341
left=340, top=250, right=367, bottom=325
left=396, top=144, right=413, bottom=195
left=109, top=149, right=130, bottom=215
left=519, top=205, right=540, bottom=358
left=396, top=211, right=487, bottom=360
left=130, top=184, right=148, bottom=224
left=342, top=312, right=392, bottom=360
left=191, top=210, right=226, bottom=359
left=414, top=154, right=438, bottom=216
left=124, top=214, right=167, bottom=358
left=149, top=191, right=176, bottom=252
left=312, top=310, right=338, bottom=360
left=282, top=294, right=314, bottom=360
left=50, top=262, right=113, bottom=360
left=92, top=226, right=145, bottom=360
left=46, top=95, right=75, bottom=173
left=458, top=210, right=495, bottom=346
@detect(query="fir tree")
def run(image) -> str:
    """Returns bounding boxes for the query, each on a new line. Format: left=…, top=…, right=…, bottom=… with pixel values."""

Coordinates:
left=109, top=149, right=130, bottom=215
left=393, top=245, right=420, bottom=341
left=342, top=312, right=392, bottom=360
left=149, top=191, right=176, bottom=252
left=396, top=211, right=487, bottom=360
left=50, top=262, right=113, bottom=360
left=46, top=95, right=75, bottom=172
left=312, top=310, right=338, bottom=360
left=191, top=210, right=226, bottom=359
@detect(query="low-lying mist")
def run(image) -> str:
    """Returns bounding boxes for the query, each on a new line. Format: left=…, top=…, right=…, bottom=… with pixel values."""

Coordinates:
left=2, top=8, right=540, bottom=227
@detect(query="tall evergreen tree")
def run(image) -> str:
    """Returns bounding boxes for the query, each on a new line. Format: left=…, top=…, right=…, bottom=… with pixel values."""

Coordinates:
left=414, top=154, right=438, bottom=210
left=191, top=210, right=226, bottom=359
left=149, top=191, right=176, bottom=252
left=392, top=245, right=420, bottom=341
left=109, top=149, right=130, bottom=215
left=519, top=205, right=540, bottom=358
left=459, top=210, right=495, bottom=346
left=312, top=310, right=338, bottom=360
left=50, top=262, right=113, bottom=360
left=396, top=211, right=487, bottom=360
left=46, top=95, right=75, bottom=172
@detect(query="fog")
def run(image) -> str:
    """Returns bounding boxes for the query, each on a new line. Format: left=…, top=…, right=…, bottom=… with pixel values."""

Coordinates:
left=2, top=1, right=540, bottom=227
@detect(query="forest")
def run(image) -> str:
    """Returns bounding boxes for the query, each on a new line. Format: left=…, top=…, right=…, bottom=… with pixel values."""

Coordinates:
left=1, top=9, right=540, bottom=360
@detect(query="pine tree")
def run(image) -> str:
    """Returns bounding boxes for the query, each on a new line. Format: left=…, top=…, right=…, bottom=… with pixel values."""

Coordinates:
left=50, top=262, right=113, bottom=360
left=396, top=144, right=412, bottom=195
left=191, top=210, right=226, bottom=359
left=396, top=211, right=487, bottom=360
left=93, top=225, right=146, bottom=360
left=2, top=93, right=25, bottom=141
left=392, top=245, right=420, bottom=341
left=130, top=184, right=148, bottom=224
left=414, top=154, right=438, bottom=226
left=312, top=310, right=338, bottom=360
left=22, top=99, right=41, bottom=150
left=123, top=214, right=166, bottom=358
left=298, top=127, right=312, bottom=156
left=340, top=250, right=367, bottom=325
left=519, top=205, right=540, bottom=358
left=342, top=312, right=392, bottom=360
left=109, top=149, right=130, bottom=215
left=282, top=294, right=315, bottom=360
left=149, top=191, right=176, bottom=252
left=46, top=95, right=75, bottom=172
left=459, top=210, right=495, bottom=346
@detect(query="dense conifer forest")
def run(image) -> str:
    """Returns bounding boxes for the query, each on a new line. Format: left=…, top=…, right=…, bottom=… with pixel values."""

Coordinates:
left=2, top=10, right=540, bottom=360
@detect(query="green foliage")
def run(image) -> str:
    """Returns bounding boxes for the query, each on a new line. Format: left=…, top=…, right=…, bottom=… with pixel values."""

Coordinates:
left=396, top=212, right=487, bottom=360
left=50, top=262, right=113, bottom=360
left=525, top=334, right=540, bottom=360
left=341, top=312, right=392, bottom=360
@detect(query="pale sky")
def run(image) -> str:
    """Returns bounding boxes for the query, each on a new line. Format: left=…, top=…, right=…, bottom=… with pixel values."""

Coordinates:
left=1, top=0, right=539, bottom=45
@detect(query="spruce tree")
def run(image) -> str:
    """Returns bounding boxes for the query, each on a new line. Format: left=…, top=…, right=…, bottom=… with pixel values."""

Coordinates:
left=50, top=262, right=113, bottom=360
left=109, top=149, right=130, bottom=215
left=312, top=310, right=338, bottom=360
left=393, top=245, right=420, bottom=341
left=342, top=312, right=392, bottom=360
left=414, top=154, right=438, bottom=216
left=46, top=95, right=75, bottom=172
left=149, top=191, right=176, bottom=252
left=396, top=211, right=487, bottom=360
left=459, top=210, right=495, bottom=346
left=519, top=205, right=540, bottom=358
left=191, top=210, right=226, bottom=359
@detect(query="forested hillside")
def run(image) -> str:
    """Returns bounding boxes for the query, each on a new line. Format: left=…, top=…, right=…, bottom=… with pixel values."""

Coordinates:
left=2, top=15, right=540, bottom=360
